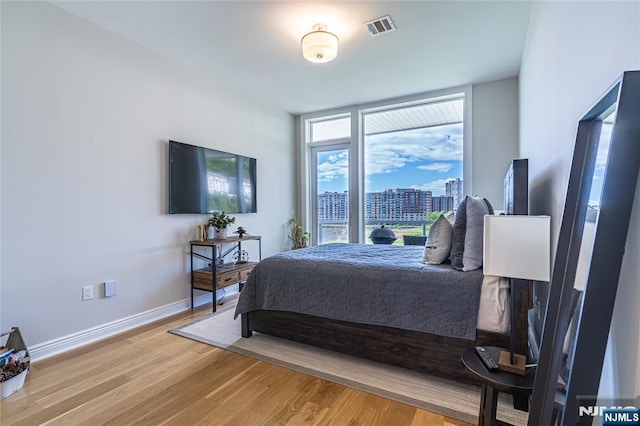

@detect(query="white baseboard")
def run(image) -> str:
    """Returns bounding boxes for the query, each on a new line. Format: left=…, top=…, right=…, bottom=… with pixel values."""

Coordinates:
left=29, top=299, right=190, bottom=362
left=29, top=289, right=238, bottom=362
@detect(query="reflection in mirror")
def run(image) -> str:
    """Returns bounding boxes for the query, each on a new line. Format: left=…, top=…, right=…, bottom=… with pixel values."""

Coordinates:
left=529, top=71, right=640, bottom=425
left=574, top=110, right=615, bottom=293
left=560, top=107, right=628, bottom=423
left=560, top=110, right=616, bottom=395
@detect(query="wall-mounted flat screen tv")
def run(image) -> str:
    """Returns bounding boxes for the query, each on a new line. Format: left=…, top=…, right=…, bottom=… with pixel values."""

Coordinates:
left=169, top=140, right=257, bottom=214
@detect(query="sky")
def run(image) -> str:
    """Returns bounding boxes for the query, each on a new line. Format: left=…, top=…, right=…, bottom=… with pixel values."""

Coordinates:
left=589, top=113, right=614, bottom=205
left=317, top=123, right=463, bottom=196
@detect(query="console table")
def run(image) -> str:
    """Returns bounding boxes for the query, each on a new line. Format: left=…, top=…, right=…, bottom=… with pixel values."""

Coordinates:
left=190, top=235, right=261, bottom=312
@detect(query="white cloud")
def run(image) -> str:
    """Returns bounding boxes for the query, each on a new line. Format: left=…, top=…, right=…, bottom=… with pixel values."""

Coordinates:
left=364, top=124, right=463, bottom=175
left=317, top=151, right=348, bottom=183
left=409, top=178, right=453, bottom=195
left=316, top=124, right=463, bottom=189
left=417, top=162, right=454, bottom=173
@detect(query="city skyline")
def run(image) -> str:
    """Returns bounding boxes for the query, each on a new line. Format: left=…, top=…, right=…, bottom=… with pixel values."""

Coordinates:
left=317, top=123, right=463, bottom=196
left=318, top=188, right=458, bottom=222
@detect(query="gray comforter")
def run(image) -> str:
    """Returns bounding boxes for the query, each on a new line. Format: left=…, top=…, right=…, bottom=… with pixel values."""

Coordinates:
left=235, top=243, right=483, bottom=340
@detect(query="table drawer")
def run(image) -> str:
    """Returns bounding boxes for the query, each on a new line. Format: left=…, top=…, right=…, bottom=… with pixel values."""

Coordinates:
left=216, top=270, right=240, bottom=289
left=239, top=268, right=253, bottom=282
left=192, top=262, right=258, bottom=292
left=193, top=268, right=240, bottom=291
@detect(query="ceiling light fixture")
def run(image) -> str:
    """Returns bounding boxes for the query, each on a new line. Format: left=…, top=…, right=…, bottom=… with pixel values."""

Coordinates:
left=301, top=24, right=338, bottom=63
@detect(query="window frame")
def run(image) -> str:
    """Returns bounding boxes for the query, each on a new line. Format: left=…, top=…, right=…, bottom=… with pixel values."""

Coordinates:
left=297, top=86, right=472, bottom=244
left=310, top=143, right=352, bottom=246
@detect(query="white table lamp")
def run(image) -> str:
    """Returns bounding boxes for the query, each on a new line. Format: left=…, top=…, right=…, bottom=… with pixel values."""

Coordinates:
left=483, top=215, right=551, bottom=374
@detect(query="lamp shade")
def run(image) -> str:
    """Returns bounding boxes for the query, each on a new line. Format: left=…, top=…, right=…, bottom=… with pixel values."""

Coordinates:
left=483, top=215, right=551, bottom=281
left=301, top=24, right=338, bottom=63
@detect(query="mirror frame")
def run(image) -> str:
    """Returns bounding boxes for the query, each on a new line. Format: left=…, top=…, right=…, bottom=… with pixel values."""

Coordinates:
left=529, top=71, right=640, bottom=424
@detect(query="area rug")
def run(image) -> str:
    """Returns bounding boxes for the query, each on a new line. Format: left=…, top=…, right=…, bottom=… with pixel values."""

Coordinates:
left=169, top=303, right=528, bottom=425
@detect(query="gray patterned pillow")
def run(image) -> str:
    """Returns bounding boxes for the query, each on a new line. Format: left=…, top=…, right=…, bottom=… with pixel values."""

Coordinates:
left=462, top=196, right=494, bottom=271
left=450, top=197, right=467, bottom=270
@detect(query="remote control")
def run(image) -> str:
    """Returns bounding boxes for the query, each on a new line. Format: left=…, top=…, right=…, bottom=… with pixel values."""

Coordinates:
left=475, top=346, right=499, bottom=372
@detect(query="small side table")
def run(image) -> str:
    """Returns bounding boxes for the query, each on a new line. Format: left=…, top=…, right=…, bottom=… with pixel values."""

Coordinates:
left=461, top=346, right=535, bottom=426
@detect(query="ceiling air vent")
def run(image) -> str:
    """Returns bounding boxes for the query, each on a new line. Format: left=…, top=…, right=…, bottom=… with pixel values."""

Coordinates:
left=364, top=15, right=396, bottom=37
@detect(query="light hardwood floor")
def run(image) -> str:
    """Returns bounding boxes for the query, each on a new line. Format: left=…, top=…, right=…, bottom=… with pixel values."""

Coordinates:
left=1, top=302, right=472, bottom=426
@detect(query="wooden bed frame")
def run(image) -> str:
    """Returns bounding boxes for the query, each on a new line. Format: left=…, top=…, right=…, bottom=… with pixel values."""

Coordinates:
left=239, top=284, right=528, bottom=386
left=240, top=160, right=530, bottom=388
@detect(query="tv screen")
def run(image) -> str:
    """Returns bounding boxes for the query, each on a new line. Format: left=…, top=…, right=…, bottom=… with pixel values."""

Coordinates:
left=169, top=140, right=256, bottom=214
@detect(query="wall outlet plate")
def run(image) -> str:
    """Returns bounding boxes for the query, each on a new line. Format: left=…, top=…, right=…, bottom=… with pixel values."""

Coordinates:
left=104, top=280, right=116, bottom=297
left=82, top=285, right=93, bottom=301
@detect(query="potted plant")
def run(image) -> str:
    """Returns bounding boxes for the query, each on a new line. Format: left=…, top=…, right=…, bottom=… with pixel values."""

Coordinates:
left=208, top=212, right=236, bottom=239
left=288, top=218, right=309, bottom=249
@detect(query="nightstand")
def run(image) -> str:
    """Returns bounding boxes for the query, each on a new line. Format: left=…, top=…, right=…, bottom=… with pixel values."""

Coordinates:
left=462, top=346, right=535, bottom=426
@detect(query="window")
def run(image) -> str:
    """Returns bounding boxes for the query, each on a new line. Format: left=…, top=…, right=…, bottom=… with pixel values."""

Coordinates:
left=309, top=116, right=350, bottom=143
left=300, top=89, right=469, bottom=245
left=305, top=114, right=352, bottom=244
left=363, top=98, right=464, bottom=243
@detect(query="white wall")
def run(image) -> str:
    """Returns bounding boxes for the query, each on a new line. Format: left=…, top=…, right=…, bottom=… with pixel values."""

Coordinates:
left=472, top=77, right=519, bottom=208
left=519, top=0, right=640, bottom=401
left=1, top=2, right=295, bottom=354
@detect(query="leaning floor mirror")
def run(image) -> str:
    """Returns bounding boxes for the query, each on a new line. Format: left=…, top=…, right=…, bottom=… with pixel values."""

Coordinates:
left=529, top=71, right=640, bottom=425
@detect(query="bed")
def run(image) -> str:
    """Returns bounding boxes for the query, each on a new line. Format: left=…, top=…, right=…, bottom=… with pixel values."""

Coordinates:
left=236, top=160, right=530, bottom=386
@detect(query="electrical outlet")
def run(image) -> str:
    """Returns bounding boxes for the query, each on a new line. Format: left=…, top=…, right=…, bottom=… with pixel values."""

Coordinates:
left=104, top=280, right=116, bottom=298
left=82, top=285, right=93, bottom=301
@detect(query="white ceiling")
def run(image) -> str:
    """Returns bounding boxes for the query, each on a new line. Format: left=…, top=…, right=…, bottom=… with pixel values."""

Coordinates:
left=51, top=1, right=533, bottom=115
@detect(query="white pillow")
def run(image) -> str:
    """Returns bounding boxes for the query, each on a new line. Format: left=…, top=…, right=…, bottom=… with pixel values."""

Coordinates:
left=445, top=211, right=455, bottom=224
left=423, top=215, right=454, bottom=264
